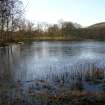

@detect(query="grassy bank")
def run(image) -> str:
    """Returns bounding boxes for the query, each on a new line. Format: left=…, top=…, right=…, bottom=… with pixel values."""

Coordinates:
left=0, top=81, right=105, bottom=105
left=0, top=34, right=105, bottom=47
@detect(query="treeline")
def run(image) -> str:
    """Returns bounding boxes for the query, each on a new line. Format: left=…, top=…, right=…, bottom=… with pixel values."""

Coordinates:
left=0, top=0, right=105, bottom=42
left=16, top=20, right=105, bottom=41
left=15, top=20, right=82, bottom=41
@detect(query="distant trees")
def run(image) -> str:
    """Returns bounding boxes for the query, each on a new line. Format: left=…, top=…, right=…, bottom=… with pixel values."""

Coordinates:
left=12, top=19, right=105, bottom=41
left=61, top=22, right=76, bottom=35
left=18, top=19, right=34, bottom=34
left=47, top=24, right=60, bottom=35
left=46, top=22, right=77, bottom=36
left=0, top=2, right=105, bottom=42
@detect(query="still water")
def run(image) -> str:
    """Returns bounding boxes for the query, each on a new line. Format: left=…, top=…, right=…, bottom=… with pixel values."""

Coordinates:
left=0, top=41, right=105, bottom=81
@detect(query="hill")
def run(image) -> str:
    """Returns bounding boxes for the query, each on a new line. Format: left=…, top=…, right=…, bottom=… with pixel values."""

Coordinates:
left=88, top=22, right=105, bottom=29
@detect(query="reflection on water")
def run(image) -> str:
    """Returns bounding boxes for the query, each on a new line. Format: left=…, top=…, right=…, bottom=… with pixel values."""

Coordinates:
left=1, top=41, right=105, bottom=81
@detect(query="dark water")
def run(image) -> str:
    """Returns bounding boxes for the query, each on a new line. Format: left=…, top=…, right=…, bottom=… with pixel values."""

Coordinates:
left=0, top=41, right=105, bottom=82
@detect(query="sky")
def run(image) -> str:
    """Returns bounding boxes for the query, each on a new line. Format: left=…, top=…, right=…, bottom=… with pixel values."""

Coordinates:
left=22, top=0, right=105, bottom=26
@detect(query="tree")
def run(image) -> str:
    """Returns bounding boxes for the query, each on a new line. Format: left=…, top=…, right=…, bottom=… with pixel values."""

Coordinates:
left=0, top=0, right=23, bottom=42
left=47, top=24, right=60, bottom=35
left=61, top=21, right=76, bottom=35
left=26, top=20, right=34, bottom=34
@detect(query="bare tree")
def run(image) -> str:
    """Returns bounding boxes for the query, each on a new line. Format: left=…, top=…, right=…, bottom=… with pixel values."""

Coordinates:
left=0, top=0, right=23, bottom=42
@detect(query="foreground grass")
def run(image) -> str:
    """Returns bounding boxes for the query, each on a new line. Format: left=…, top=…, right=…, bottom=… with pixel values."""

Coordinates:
left=0, top=79, right=105, bottom=105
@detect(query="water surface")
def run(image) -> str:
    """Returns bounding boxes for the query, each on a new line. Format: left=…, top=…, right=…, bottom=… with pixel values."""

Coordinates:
left=0, top=41, right=105, bottom=81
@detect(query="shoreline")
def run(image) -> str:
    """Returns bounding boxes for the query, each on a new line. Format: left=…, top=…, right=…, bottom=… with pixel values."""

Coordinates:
left=0, top=39, right=105, bottom=47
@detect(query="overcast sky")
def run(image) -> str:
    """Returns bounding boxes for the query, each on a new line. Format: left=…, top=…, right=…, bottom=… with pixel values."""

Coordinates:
left=22, top=0, right=105, bottom=26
